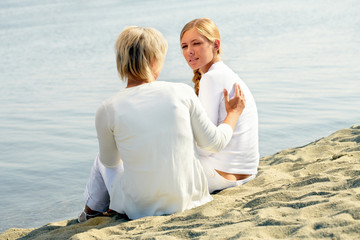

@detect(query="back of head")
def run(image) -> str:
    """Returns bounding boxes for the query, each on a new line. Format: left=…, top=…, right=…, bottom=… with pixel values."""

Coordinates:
left=115, top=26, right=168, bottom=82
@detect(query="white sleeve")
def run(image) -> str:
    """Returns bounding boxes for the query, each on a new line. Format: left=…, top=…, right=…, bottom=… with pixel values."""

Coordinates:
left=95, top=103, right=122, bottom=168
left=198, top=74, right=222, bottom=125
left=189, top=92, right=233, bottom=153
left=197, top=73, right=224, bottom=156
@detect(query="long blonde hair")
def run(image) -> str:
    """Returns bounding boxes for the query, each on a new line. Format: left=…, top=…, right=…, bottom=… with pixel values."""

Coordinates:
left=180, top=18, right=221, bottom=95
left=115, top=26, right=168, bottom=82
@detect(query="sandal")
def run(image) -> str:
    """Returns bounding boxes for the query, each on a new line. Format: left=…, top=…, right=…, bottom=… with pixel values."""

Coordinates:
left=103, top=209, right=118, bottom=217
left=77, top=210, right=103, bottom=223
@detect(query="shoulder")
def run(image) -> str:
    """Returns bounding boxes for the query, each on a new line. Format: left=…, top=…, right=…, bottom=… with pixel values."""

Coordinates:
left=96, top=92, right=121, bottom=117
left=201, top=72, right=222, bottom=90
left=202, top=62, right=235, bottom=84
left=153, top=81, right=200, bottom=111
left=157, top=81, right=195, bottom=95
left=200, top=63, right=230, bottom=93
left=96, top=99, right=112, bottom=120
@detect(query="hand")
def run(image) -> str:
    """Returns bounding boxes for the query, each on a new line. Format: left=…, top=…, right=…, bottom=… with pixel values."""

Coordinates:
left=224, top=83, right=246, bottom=117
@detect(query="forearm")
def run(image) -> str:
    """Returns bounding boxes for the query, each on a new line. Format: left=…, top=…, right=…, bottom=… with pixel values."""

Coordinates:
left=191, top=102, right=233, bottom=153
left=222, top=112, right=240, bottom=131
left=193, top=121, right=233, bottom=153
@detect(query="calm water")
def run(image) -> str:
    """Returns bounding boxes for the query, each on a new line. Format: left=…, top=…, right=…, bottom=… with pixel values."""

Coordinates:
left=0, top=0, right=359, bottom=232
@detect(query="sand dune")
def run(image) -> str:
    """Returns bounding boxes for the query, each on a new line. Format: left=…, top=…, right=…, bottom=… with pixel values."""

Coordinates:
left=1, top=125, right=359, bottom=240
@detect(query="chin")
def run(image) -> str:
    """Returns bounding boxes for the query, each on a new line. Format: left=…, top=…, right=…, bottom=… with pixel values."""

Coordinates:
left=188, top=63, right=198, bottom=70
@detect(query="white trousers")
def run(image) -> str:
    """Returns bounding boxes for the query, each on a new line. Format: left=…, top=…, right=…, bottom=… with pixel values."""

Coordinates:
left=83, top=154, right=124, bottom=212
left=200, top=158, right=256, bottom=193
left=83, top=154, right=255, bottom=212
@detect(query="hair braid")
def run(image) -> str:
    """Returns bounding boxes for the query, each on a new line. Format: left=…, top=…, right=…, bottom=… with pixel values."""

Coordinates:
left=192, top=69, right=202, bottom=96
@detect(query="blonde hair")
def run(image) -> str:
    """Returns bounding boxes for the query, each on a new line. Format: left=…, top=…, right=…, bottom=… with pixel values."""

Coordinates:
left=180, top=18, right=221, bottom=95
left=115, top=26, right=168, bottom=82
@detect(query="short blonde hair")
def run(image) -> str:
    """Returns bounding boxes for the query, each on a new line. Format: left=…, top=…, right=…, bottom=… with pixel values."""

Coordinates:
left=115, top=26, right=168, bottom=82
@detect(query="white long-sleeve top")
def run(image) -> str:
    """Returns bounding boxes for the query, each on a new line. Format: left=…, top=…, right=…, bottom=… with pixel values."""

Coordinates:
left=95, top=81, right=233, bottom=219
left=198, top=61, right=259, bottom=174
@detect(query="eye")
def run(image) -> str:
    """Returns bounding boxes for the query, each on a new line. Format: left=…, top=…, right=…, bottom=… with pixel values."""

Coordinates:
left=193, top=42, right=200, bottom=45
left=181, top=45, right=188, bottom=49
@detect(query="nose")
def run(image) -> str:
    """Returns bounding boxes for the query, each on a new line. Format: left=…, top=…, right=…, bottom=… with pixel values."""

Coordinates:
left=187, top=46, right=194, bottom=56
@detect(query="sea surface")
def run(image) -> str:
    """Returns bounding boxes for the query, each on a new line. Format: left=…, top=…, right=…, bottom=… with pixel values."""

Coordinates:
left=0, top=0, right=359, bottom=232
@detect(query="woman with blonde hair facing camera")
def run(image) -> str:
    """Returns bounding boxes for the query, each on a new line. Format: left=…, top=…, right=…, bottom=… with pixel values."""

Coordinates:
left=180, top=18, right=259, bottom=193
left=78, top=26, right=246, bottom=222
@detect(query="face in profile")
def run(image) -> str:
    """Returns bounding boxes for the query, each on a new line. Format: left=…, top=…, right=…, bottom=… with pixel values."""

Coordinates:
left=181, top=28, right=217, bottom=73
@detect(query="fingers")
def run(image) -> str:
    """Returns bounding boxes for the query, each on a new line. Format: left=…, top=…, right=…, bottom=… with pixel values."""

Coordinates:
left=233, top=83, right=241, bottom=99
left=225, top=83, right=245, bottom=103
left=223, top=88, right=229, bottom=103
left=235, top=83, right=246, bottom=103
left=235, top=83, right=240, bottom=98
left=224, top=83, right=246, bottom=116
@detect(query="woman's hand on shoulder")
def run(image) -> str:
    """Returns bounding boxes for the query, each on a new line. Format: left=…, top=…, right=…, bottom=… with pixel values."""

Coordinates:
left=224, top=83, right=246, bottom=117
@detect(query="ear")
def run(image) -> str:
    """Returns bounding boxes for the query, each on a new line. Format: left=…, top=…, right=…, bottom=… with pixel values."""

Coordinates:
left=214, top=39, right=221, bottom=50
left=151, top=57, right=157, bottom=68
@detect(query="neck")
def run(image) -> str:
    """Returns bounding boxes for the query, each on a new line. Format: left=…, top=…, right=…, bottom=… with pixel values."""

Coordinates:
left=126, top=78, right=155, bottom=88
left=201, top=58, right=220, bottom=73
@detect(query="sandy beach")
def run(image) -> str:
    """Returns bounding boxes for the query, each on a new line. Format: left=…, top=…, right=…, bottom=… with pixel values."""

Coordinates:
left=1, top=125, right=359, bottom=240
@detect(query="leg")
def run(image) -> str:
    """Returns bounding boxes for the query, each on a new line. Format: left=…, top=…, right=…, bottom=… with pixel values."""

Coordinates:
left=79, top=153, right=124, bottom=222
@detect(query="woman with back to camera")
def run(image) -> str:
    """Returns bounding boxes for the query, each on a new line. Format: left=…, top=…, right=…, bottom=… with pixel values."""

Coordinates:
left=78, top=26, right=246, bottom=222
left=180, top=18, right=259, bottom=193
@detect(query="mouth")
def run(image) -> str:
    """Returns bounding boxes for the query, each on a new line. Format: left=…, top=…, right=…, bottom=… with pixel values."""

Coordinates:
left=188, top=57, right=199, bottom=64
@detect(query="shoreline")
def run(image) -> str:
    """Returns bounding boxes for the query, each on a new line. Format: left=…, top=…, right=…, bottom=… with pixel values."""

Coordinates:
left=1, top=125, right=359, bottom=239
